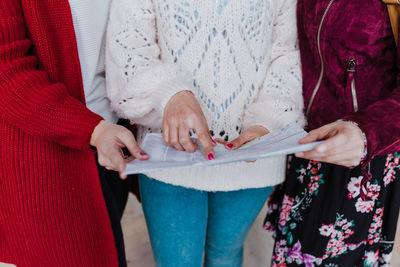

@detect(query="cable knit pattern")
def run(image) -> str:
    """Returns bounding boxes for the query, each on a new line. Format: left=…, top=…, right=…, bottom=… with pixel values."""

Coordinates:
left=0, top=1, right=118, bottom=266
left=106, top=0, right=305, bottom=191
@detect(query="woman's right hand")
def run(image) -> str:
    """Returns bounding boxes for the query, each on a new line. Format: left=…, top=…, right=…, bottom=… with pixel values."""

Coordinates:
left=91, top=120, right=149, bottom=179
left=295, top=121, right=365, bottom=167
left=163, top=91, right=216, bottom=160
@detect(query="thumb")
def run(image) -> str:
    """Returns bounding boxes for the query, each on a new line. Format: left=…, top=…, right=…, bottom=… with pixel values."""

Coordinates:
left=118, top=161, right=128, bottom=179
left=119, top=130, right=149, bottom=160
left=298, top=124, right=334, bottom=144
left=108, top=148, right=128, bottom=179
left=226, top=131, right=253, bottom=150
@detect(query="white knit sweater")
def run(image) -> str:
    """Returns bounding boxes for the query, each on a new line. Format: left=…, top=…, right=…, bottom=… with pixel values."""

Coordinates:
left=106, top=0, right=306, bottom=191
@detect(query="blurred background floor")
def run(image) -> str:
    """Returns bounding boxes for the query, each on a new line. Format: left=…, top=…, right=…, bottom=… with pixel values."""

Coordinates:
left=122, top=194, right=400, bottom=267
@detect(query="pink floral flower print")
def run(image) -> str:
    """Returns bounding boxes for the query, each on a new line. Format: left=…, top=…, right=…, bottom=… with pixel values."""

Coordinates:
left=363, top=250, right=380, bottom=267
left=272, top=240, right=288, bottom=264
left=302, top=253, right=318, bottom=267
left=308, top=182, right=319, bottom=194
left=320, top=214, right=360, bottom=259
left=347, top=176, right=363, bottom=199
left=310, top=167, right=318, bottom=175
left=347, top=176, right=380, bottom=214
left=296, top=161, right=323, bottom=186
left=383, top=153, right=400, bottom=186
left=384, top=169, right=396, bottom=186
left=367, top=208, right=384, bottom=245
left=278, top=195, right=295, bottom=229
left=287, top=241, right=303, bottom=262
left=319, top=224, right=334, bottom=237
left=297, top=167, right=307, bottom=183
left=307, top=174, right=324, bottom=196
left=264, top=221, right=274, bottom=231
left=272, top=239, right=320, bottom=267
left=355, top=199, right=374, bottom=213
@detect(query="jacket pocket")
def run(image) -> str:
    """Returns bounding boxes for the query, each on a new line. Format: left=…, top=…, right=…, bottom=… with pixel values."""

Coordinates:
left=346, top=58, right=358, bottom=112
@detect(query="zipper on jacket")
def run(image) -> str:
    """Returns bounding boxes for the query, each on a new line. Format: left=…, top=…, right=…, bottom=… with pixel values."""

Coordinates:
left=347, top=58, right=359, bottom=112
left=306, top=0, right=336, bottom=116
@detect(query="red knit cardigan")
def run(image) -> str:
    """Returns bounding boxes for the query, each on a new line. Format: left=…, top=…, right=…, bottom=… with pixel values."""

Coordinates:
left=0, top=0, right=119, bottom=266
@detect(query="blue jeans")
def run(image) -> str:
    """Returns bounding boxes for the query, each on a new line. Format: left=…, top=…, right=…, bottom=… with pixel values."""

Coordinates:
left=139, top=175, right=273, bottom=267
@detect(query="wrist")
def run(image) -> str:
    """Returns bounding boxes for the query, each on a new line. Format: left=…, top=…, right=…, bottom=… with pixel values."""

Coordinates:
left=250, top=125, right=270, bottom=134
left=90, top=120, right=108, bottom=147
left=172, top=90, right=194, bottom=99
left=338, top=119, right=368, bottom=163
left=165, top=90, right=195, bottom=110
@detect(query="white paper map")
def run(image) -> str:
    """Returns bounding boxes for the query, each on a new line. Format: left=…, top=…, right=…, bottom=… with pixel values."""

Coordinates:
left=125, top=123, right=320, bottom=175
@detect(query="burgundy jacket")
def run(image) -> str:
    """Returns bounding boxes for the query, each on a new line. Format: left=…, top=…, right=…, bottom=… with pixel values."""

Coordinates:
left=298, top=0, right=400, bottom=163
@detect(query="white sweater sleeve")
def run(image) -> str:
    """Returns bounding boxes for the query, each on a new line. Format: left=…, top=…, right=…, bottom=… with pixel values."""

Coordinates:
left=242, top=0, right=306, bottom=132
left=106, top=0, right=194, bottom=128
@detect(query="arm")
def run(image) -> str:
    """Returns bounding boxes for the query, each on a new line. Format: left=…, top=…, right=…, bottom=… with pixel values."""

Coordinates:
left=343, top=90, right=400, bottom=162
left=298, top=31, right=400, bottom=167
left=0, top=1, right=103, bottom=150
left=106, top=0, right=194, bottom=128
left=242, top=0, right=306, bottom=133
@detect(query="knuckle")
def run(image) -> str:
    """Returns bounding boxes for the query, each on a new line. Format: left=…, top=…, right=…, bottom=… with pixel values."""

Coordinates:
left=121, top=130, right=132, bottom=140
left=180, top=138, right=190, bottom=146
left=327, top=147, right=335, bottom=155
left=353, top=159, right=361, bottom=166
left=170, top=139, right=178, bottom=147
left=308, top=130, right=318, bottom=136
left=186, top=147, right=196, bottom=153
left=98, top=157, right=107, bottom=167
left=177, top=109, right=189, bottom=118
left=163, top=136, right=168, bottom=144
left=113, top=158, right=123, bottom=168
left=174, top=144, right=183, bottom=151
left=184, top=114, right=197, bottom=124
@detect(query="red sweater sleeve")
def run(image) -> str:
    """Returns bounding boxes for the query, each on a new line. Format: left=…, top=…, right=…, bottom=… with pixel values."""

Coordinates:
left=0, top=1, right=103, bottom=150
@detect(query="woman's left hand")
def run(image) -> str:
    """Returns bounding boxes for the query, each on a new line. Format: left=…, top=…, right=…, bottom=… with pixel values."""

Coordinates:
left=295, top=121, right=365, bottom=167
left=216, top=125, right=270, bottom=150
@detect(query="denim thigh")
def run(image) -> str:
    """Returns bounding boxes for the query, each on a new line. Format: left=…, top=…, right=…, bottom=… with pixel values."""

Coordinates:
left=139, top=175, right=208, bottom=267
left=139, top=174, right=273, bottom=267
left=205, top=187, right=273, bottom=267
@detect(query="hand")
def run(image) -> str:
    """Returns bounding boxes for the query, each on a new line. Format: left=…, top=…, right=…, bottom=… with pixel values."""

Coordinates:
left=217, top=125, right=269, bottom=162
left=90, top=120, right=149, bottom=179
left=163, top=91, right=216, bottom=160
left=295, top=121, right=365, bottom=167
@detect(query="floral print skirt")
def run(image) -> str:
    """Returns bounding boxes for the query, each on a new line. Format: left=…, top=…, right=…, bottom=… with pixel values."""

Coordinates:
left=265, top=154, right=400, bottom=267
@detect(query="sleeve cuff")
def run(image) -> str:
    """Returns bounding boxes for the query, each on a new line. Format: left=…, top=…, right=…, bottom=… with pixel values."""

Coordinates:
left=338, top=119, right=368, bottom=164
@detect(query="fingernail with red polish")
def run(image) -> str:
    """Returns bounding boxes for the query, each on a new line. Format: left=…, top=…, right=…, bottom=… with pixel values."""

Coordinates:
left=211, top=138, right=216, bottom=145
left=226, top=143, right=234, bottom=149
left=140, top=151, right=148, bottom=156
left=208, top=153, right=215, bottom=160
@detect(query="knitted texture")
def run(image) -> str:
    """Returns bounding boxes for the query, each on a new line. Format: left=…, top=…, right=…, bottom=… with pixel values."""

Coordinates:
left=0, top=0, right=118, bottom=266
left=106, top=0, right=305, bottom=191
left=107, top=0, right=305, bottom=139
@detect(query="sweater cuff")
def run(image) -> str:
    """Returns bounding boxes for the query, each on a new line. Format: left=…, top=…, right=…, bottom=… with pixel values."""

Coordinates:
left=157, top=75, right=196, bottom=116
left=242, top=110, right=306, bottom=134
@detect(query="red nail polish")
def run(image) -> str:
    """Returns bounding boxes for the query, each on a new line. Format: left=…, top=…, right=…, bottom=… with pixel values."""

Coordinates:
left=208, top=153, right=215, bottom=160
left=211, top=138, right=216, bottom=145
left=140, top=151, right=148, bottom=156
left=226, top=143, right=234, bottom=149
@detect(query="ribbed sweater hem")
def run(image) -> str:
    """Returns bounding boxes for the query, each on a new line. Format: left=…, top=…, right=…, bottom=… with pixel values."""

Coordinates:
left=144, top=155, right=286, bottom=191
